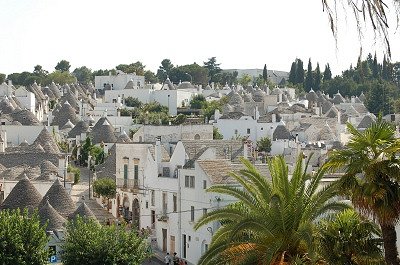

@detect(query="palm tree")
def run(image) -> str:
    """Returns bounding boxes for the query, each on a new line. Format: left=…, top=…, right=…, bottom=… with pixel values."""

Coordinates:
left=317, top=209, right=384, bottom=265
left=324, top=118, right=400, bottom=265
left=194, top=155, right=348, bottom=265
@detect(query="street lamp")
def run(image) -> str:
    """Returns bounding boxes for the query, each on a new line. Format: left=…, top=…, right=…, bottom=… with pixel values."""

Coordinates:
left=167, top=95, right=170, bottom=113
left=185, top=72, right=193, bottom=84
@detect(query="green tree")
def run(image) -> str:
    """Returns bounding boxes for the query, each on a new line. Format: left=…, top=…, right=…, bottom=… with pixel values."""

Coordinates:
left=72, top=66, right=92, bottom=84
left=318, top=209, right=384, bottom=265
left=382, top=55, right=391, bottom=81
left=144, top=70, right=158, bottom=84
left=262, top=64, right=268, bottom=82
left=213, top=127, right=223, bottom=139
left=324, top=118, right=400, bottom=265
left=204, top=57, right=222, bottom=83
left=156, top=59, right=174, bottom=81
left=190, top=94, right=207, bottom=109
left=44, top=71, right=76, bottom=85
left=203, top=97, right=227, bottom=119
left=33, top=65, right=48, bottom=77
left=238, top=74, right=252, bottom=87
left=0, top=209, right=49, bottom=265
left=93, top=178, right=116, bottom=209
left=0, top=73, right=5, bottom=83
left=295, top=58, right=305, bottom=84
left=323, top=63, right=332, bottom=81
left=365, top=80, right=395, bottom=115
left=305, top=58, right=313, bottom=91
left=62, top=216, right=151, bottom=265
left=169, top=63, right=209, bottom=85
left=372, top=53, right=380, bottom=79
left=256, top=136, right=271, bottom=153
left=172, top=114, right=187, bottom=125
left=313, top=63, right=322, bottom=91
left=288, top=61, right=297, bottom=84
left=195, top=155, right=348, bottom=265
left=125, top=96, right=142, bottom=108
left=116, top=61, right=145, bottom=75
left=55, top=59, right=71, bottom=72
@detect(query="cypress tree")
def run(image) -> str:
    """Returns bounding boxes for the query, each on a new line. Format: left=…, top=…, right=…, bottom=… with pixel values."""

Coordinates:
left=305, top=58, right=313, bottom=91
left=323, top=63, right=332, bottom=81
left=372, top=53, right=379, bottom=79
left=314, top=63, right=322, bottom=91
left=263, top=64, right=268, bottom=82
left=295, top=59, right=304, bottom=84
left=289, top=61, right=297, bottom=84
left=382, top=55, right=390, bottom=81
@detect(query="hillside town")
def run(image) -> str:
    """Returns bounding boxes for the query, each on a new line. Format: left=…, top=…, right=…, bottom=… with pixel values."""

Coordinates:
left=1, top=66, right=397, bottom=264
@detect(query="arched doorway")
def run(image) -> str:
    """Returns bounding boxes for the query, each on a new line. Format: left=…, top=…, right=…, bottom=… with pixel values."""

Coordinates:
left=123, top=195, right=130, bottom=221
left=132, top=198, right=140, bottom=230
left=194, top=134, right=200, bottom=140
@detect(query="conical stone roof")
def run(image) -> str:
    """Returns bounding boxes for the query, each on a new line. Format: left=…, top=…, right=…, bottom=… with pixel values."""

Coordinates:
left=91, top=119, right=117, bottom=144
left=117, top=130, right=132, bottom=143
left=33, top=127, right=60, bottom=153
left=69, top=202, right=96, bottom=220
left=40, top=160, right=59, bottom=176
left=49, top=82, right=61, bottom=99
left=68, top=120, right=90, bottom=138
left=51, top=101, right=79, bottom=127
left=38, top=200, right=67, bottom=231
left=0, top=175, right=42, bottom=211
left=38, top=178, right=75, bottom=218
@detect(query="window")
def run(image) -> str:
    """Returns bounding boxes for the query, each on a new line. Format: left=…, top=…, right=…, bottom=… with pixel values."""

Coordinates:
left=151, top=190, right=155, bottom=206
left=234, top=129, right=238, bottom=135
left=146, top=201, right=149, bottom=209
left=163, top=167, right=170, bottom=178
left=185, top=176, right=195, bottom=188
left=247, top=128, right=251, bottom=134
left=162, top=192, right=167, bottom=215
left=173, top=193, right=177, bottom=212
left=261, top=127, right=264, bottom=131
left=203, top=180, right=207, bottom=189
left=203, top=208, right=207, bottom=216
left=205, top=244, right=209, bottom=252
left=123, top=164, right=128, bottom=180
left=134, top=165, right=139, bottom=186
left=191, top=206, right=195, bottom=221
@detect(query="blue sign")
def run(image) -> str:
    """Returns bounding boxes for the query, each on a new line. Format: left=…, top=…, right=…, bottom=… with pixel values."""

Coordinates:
left=50, top=255, right=57, bottom=263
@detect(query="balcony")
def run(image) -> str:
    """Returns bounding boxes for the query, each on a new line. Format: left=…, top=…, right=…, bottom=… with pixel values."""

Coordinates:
left=116, top=178, right=140, bottom=192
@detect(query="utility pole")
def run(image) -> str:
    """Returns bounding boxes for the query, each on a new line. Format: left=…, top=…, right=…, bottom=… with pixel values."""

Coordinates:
left=88, top=155, right=92, bottom=200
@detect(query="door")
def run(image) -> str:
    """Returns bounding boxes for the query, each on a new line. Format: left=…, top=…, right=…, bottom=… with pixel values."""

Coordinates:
left=151, top=210, right=155, bottom=229
left=182, top=234, right=187, bottom=258
left=162, top=229, right=167, bottom=252
left=170, top=235, right=175, bottom=254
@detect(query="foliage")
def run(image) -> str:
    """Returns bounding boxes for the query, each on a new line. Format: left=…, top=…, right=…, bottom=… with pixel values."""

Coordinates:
left=324, top=117, right=400, bottom=264
left=169, top=63, right=209, bottom=85
left=93, top=178, right=117, bottom=201
left=204, top=57, right=222, bottom=83
left=213, top=127, right=223, bottom=139
left=321, top=0, right=400, bottom=57
left=289, top=58, right=305, bottom=87
left=62, top=216, right=151, bottom=265
left=79, top=137, right=105, bottom=167
left=55, top=59, right=71, bottom=72
left=262, top=64, right=268, bottom=82
left=323, top=63, right=332, bottom=81
left=44, top=70, right=76, bottom=85
left=120, top=108, right=133, bottom=117
left=156, top=59, right=174, bottom=81
left=72, top=66, right=92, bottom=84
left=142, top=102, right=168, bottom=113
left=0, top=73, right=6, bottom=83
left=256, top=136, right=271, bottom=153
left=203, top=96, right=228, bottom=119
left=305, top=58, right=313, bottom=92
left=144, top=70, right=158, bottom=84
left=213, top=71, right=238, bottom=86
left=116, top=61, right=145, bottom=75
left=0, top=209, right=49, bottom=265
left=313, top=63, right=322, bottom=91
left=190, top=94, right=207, bottom=109
left=68, top=164, right=81, bottom=184
left=238, top=74, right=252, bottom=87
left=125, top=96, right=142, bottom=108
left=172, top=114, right=187, bottom=125
left=317, top=209, right=384, bottom=265
left=195, top=155, right=348, bottom=265
left=91, top=145, right=105, bottom=165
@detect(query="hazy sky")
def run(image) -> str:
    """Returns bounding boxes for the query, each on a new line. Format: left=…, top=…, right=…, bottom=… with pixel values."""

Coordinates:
left=1, top=0, right=399, bottom=76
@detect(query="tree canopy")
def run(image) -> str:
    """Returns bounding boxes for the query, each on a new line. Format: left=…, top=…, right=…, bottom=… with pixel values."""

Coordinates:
left=55, top=60, right=71, bottom=72
left=0, top=209, right=49, bottom=265
left=62, top=216, right=151, bottom=265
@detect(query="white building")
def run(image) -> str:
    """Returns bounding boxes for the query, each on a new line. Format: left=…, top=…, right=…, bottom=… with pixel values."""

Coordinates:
left=95, top=72, right=145, bottom=91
